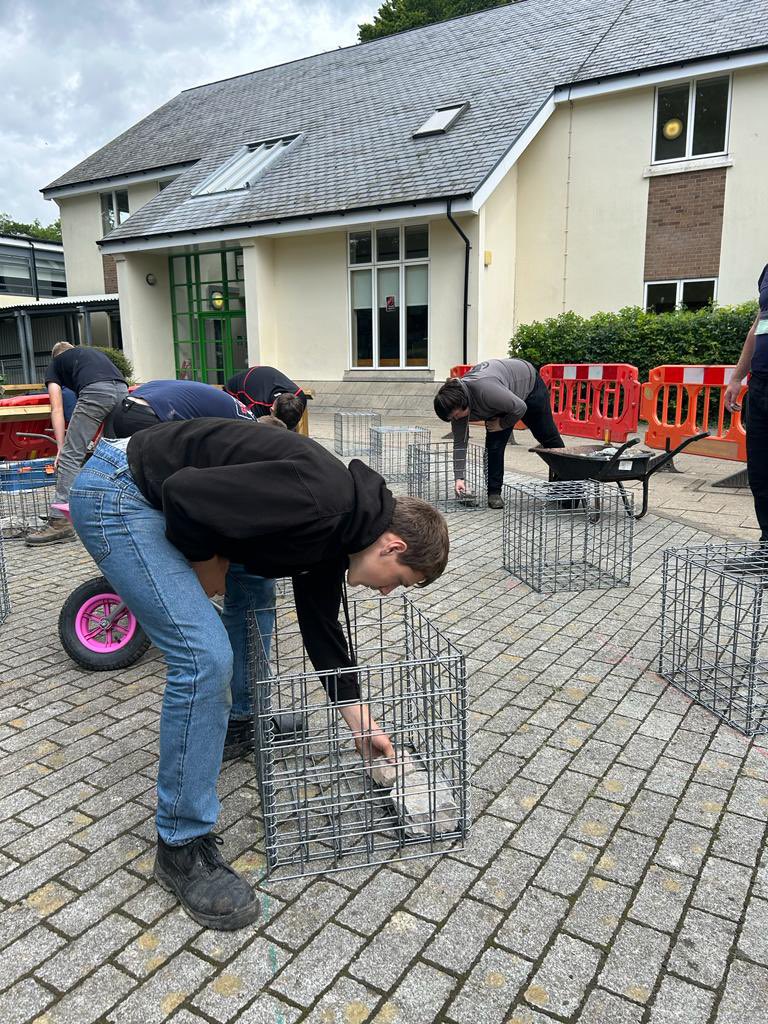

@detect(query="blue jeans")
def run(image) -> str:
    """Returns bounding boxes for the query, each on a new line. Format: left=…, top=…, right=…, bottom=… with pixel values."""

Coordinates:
left=69, top=439, right=275, bottom=845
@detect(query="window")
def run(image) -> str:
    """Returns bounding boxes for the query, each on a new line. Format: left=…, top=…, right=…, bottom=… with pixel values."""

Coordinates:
left=653, top=77, right=730, bottom=162
left=193, top=137, right=297, bottom=196
left=36, top=256, right=67, bottom=298
left=0, top=253, right=33, bottom=295
left=348, top=225, right=429, bottom=368
left=101, top=189, right=129, bottom=234
left=413, top=103, right=468, bottom=139
left=645, top=279, right=717, bottom=313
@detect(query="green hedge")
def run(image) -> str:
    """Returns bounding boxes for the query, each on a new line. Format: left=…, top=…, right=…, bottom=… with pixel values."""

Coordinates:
left=510, top=303, right=758, bottom=383
left=93, top=346, right=134, bottom=384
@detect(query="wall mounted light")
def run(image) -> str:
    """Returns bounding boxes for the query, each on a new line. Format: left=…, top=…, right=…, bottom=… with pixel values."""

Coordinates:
left=662, top=117, right=684, bottom=141
left=145, top=273, right=157, bottom=286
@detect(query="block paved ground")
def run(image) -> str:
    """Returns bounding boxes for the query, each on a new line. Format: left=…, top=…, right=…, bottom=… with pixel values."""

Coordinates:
left=0, top=419, right=766, bottom=1023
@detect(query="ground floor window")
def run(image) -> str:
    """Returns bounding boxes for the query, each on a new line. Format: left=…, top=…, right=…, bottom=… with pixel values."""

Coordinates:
left=169, top=249, right=247, bottom=384
left=645, top=278, right=717, bottom=314
left=349, top=225, right=429, bottom=368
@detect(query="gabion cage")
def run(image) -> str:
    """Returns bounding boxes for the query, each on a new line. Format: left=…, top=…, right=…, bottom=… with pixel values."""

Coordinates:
left=333, top=411, right=382, bottom=458
left=247, top=595, right=469, bottom=879
left=0, top=458, right=56, bottom=539
left=502, top=479, right=634, bottom=592
left=370, top=426, right=430, bottom=485
left=660, top=544, right=768, bottom=736
left=0, top=531, right=10, bottom=625
left=407, top=441, right=487, bottom=513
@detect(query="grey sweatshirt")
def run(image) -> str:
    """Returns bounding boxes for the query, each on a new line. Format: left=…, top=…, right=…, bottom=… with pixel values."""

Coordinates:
left=450, top=358, right=537, bottom=479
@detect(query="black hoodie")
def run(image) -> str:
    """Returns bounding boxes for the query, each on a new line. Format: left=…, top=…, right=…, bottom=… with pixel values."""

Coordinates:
left=127, top=419, right=394, bottom=700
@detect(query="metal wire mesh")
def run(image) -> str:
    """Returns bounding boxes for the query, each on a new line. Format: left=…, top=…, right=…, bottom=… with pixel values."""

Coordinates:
left=370, top=426, right=430, bottom=484
left=247, top=595, right=469, bottom=879
left=660, top=543, right=768, bottom=736
left=502, top=479, right=634, bottom=592
left=407, top=441, right=487, bottom=513
left=0, top=531, right=10, bottom=625
left=0, top=458, right=57, bottom=539
left=333, top=411, right=382, bottom=458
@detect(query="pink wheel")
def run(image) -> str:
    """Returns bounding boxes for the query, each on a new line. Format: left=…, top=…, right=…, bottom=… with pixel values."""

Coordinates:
left=59, top=576, right=151, bottom=671
left=74, top=592, right=138, bottom=652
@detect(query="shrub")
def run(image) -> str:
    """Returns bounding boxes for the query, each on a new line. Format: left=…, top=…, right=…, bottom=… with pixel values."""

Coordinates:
left=93, top=346, right=134, bottom=384
left=510, top=303, right=758, bottom=383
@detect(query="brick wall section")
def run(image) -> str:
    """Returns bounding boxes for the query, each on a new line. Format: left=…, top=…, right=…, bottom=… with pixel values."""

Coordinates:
left=102, top=254, right=118, bottom=293
left=644, top=168, right=727, bottom=281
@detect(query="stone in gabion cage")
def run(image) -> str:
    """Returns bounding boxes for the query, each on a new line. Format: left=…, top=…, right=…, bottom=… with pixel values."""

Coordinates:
left=0, top=458, right=57, bottom=539
left=407, top=441, right=487, bottom=512
left=502, top=479, right=634, bottom=592
left=248, top=595, right=469, bottom=879
left=660, top=544, right=768, bottom=736
left=370, top=426, right=430, bottom=485
left=0, top=531, right=9, bottom=625
left=333, top=411, right=382, bottom=458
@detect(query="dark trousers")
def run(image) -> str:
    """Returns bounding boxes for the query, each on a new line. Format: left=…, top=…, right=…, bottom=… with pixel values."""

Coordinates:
left=746, top=372, right=768, bottom=543
left=486, top=374, right=564, bottom=494
left=105, top=398, right=160, bottom=438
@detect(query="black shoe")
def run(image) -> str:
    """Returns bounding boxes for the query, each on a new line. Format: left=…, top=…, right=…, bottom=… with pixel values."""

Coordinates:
left=488, top=494, right=504, bottom=509
left=723, top=550, right=768, bottom=576
left=222, top=718, right=253, bottom=762
left=153, top=834, right=260, bottom=930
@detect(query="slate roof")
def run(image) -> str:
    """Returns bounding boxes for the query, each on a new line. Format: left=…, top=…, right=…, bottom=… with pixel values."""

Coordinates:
left=42, top=0, right=767, bottom=244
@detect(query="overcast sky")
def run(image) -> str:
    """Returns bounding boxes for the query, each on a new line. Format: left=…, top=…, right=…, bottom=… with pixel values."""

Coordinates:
left=0, top=0, right=378, bottom=224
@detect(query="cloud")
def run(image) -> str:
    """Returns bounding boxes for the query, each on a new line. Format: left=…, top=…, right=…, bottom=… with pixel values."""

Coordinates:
left=0, top=0, right=377, bottom=222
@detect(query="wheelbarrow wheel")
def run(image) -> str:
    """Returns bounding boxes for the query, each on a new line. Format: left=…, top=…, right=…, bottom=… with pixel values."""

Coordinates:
left=59, top=576, right=151, bottom=671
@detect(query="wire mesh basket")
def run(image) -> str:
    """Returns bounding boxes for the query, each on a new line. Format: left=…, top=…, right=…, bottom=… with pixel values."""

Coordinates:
left=502, top=479, right=634, bottom=592
left=0, top=531, right=9, bottom=625
left=407, top=440, right=486, bottom=513
left=247, top=595, right=469, bottom=879
left=333, top=411, right=382, bottom=458
left=660, top=543, right=768, bottom=736
left=0, top=458, right=57, bottom=539
left=370, top=426, right=430, bottom=485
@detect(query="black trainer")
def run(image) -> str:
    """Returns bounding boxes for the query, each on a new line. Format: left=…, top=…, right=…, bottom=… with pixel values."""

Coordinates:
left=153, top=833, right=260, bottom=930
left=488, top=493, right=504, bottom=509
left=222, top=717, right=253, bottom=762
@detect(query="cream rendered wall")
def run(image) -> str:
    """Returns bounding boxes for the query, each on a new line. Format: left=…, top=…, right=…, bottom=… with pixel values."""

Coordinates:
left=114, top=252, right=175, bottom=381
left=718, top=66, right=768, bottom=306
left=57, top=194, right=105, bottom=296
left=477, top=165, right=517, bottom=361
left=242, top=238, right=277, bottom=367
left=430, top=216, right=474, bottom=375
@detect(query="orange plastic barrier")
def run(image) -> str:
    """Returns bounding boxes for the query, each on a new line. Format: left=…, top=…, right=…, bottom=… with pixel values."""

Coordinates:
left=0, top=394, right=56, bottom=460
left=640, top=365, right=746, bottom=462
left=540, top=363, right=641, bottom=442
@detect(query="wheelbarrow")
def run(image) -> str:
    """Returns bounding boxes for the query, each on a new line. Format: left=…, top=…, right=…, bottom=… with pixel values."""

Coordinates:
left=530, top=432, right=710, bottom=519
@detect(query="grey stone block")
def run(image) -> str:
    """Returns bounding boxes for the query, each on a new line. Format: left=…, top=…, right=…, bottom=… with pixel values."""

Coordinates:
left=496, top=887, right=569, bottom=959
left=599, top=921, right=670, bottom=1004
left=448, top=947, right=532, bottom=1024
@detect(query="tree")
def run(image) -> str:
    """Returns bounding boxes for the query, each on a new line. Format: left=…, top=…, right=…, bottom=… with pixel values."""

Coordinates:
left=358, top=0, right=510, bottom=41
left=0, top=212, right=62, bottom=243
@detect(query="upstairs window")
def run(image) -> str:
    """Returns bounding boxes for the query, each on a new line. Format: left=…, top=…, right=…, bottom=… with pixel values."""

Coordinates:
left=413, top=103, right=468, bottom=139
left=193, top=137, right=297, bottom=196
left=654, top=77, right=730, bottom=162
left=100, top=189, right=129, bottom=234
left=0, top=252, right=33, bottom=295
left=645, top=279, right=716, bottom=314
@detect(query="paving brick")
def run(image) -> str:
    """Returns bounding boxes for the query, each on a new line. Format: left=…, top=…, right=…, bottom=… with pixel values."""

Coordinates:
left=38, top=964, right=137, bottom=1024
left=621, top=789, right=676, bottom=838
left=299, top=974, right=378, bottom=1024
left=271, top=923, right=365, bottom=1008
left=35, top=913, right=140, bottom=991
left=447, top=948, right=532, bottom=1024
left=116, top=908, right=202, bottom=977
left=712, top=812, right=767, bottom=866
left=404, top=858, right=478, bottom=922
left=496, top=887, right=569, bottom=959
left=488, top=777, right=547, bottom=822
left=453, top=816, right=513, bottom=868
left=727, top=777, right=768, bottom=821
left=599, top=921, right=670, bottom=1004
left=677, top=783, right=728, bottom=829
left=191, top=938, right=289, bottom=1022
left=596, top=829, right=656, bottom=884
left=649, top=975, right=716, bottom=1024
left=568, top=797, right=625, bottom=847
left=222, top=994, right=300, bottom=1024
left=646, top=756, right=696, bottom=798
left=523, top=934, right=601, bottom=1018
left=715, top=959, right=768, bottom=1024
left=578, top=988, right=644, bottom=1023
left=510, top=806, right=571, bottom=857
left=371, top=962, right=456, bottom=1023
left=654, top=820, right=711, bottom=876
left=0, top=977, right=53, bottom=1024
left=109, top=952, right=215, bottom=1023
left=629, top=865, right=694, bottom=932
left=667, top=908, right=737, bottom=988
left=690, top=856, right=752, bottom=921
left=49, top=870, right=145, bottom=936
left=423, top=898, right=502, bottom=974
left=0, top=843, right=85, bottom=902
left=335, top=869, right=415, bottom=936
left=263, top=878, right=348, bottom=949
left=351, top=911, right=435, bottom=990
left=533, top=838, right=598, bottom=896
left=738, top=897, right=768, bottom=965
left=468, top=848, right=539, bottom=910
left=540, top=770, right=595, bottom=813
left=565, top=876, right=633, bottom=946
left=0, top=925, right=65, bottom=991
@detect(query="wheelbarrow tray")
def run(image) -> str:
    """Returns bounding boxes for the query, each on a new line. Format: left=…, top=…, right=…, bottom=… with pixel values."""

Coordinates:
left=532, top=444, right=656, bottom=483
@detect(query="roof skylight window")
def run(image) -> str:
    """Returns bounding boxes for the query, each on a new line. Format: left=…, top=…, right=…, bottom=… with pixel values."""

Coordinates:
left=193, top=136, right=297, bottom=196
left=413, top=103, right=468, bottom=139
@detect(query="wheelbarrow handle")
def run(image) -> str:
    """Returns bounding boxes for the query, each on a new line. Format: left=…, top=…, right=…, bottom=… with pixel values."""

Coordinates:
left=650, top=431, right=710, bottom=473
left=16, top=431, right=55, bottom=441
left=594, top=437, right=641, bottom=481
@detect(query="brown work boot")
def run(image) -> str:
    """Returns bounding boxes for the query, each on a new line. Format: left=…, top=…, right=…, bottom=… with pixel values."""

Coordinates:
left=25, top=519, right=75, bottom=546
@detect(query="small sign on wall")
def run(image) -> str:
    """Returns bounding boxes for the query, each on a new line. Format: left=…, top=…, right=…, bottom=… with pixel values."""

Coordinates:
left=385, top=295, right=396, bottom=311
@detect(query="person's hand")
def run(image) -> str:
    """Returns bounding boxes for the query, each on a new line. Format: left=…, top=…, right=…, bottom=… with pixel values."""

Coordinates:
left=354, top=727, right=396, bottom=765
left=454, top=479, right=466, bottom=496
left=486, top=416, right=504, bottom=432
left=191, top=555, right=230, bottom=597
left=724, top=381, right=742, bottom=413
left=53, top=448, right=62, bottom=471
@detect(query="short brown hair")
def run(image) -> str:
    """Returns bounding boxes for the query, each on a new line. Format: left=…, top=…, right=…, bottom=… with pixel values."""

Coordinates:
left=52, top=341, right=74, bottom=359
left=273, top=392, right=306, bottom=431
left=390, top=497, right=449, bottom=586
left=434, top=378, right=469, bottom=421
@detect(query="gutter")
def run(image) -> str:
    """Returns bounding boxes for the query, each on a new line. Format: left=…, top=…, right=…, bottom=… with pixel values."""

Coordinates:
left=446, top=198, right=470, bottom=366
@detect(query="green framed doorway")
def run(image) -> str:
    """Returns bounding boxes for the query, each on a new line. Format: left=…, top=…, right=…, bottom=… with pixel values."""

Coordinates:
left=169, top=249, right=249, bottom=385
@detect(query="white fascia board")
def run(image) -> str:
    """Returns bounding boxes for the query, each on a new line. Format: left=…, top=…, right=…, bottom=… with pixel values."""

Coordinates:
left=98, top=198, right=476, bottom=255
left=470, top=95, right=556, bottom=213
left=0, top=236, right=63, bottom=254
left=43, top=163, right=194, bottom=201
left=556, top=48, right=768, bottom=102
